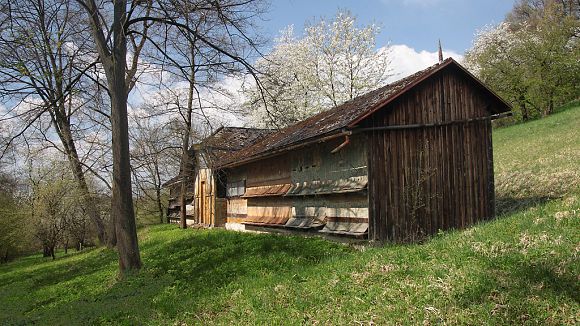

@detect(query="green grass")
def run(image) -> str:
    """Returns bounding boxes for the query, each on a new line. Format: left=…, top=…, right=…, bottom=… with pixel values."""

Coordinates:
left=1, top=106, right=579, bottom=325
left=493, top=104, right=580, bottom=214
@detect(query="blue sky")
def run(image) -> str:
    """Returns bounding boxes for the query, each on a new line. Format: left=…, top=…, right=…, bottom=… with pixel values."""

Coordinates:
left=130, top=1, right=518, bottom=128
left=261, top=0, right=514, bottom=53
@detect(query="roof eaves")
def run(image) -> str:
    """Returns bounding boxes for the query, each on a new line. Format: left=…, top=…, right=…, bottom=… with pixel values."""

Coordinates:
left=218, top=128, right=350, bottom=169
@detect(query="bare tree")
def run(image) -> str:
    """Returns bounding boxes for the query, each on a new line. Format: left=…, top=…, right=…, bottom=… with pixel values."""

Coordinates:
left=0, top=0, right=109, bottom=244
left=160, top=1, right=267, bottom=229
left=130, top=115, right=180, bottom=224
left=76, top=0, right=268, bottom=272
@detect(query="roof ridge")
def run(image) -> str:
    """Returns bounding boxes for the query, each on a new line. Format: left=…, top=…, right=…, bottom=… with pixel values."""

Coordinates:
left=218, top=126, right=274, bottom=131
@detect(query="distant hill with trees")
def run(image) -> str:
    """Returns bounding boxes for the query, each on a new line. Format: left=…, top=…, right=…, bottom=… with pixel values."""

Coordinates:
left=465, top=0, right=580, bottom=122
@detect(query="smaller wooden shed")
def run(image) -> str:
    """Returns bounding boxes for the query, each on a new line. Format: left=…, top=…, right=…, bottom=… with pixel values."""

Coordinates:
left=166, top=127, right=273, bottom=227
left=163, top=148, right=196, bottom=224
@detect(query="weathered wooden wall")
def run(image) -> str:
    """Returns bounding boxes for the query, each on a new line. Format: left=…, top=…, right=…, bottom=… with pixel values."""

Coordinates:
left=366, top=68, right=497, bottom=242
left=194, top=168, right=227, bottom=227
left=225, top=154, right=291, bottom=227
left=225, top=136, right=369, bottom=236
left=287, top=136, right=369, bottom=235
left=166, top=181, right=194, bottom=218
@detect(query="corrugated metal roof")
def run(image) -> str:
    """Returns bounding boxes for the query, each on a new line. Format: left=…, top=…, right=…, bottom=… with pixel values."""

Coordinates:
left=219, top=58, right=510, bottom=168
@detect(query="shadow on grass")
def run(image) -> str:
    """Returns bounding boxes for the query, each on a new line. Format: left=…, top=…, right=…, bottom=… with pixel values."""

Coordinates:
left=495, top=196, right=554, bottom=216
left=517, top=261, right=580, bottom=304
left=2, top=227, right=352, bottom=325
left=0, top=248, right=117, bottom=289
left=139, top=229, right=351, bottom=293
left=454, top=252, right=579, bottom=314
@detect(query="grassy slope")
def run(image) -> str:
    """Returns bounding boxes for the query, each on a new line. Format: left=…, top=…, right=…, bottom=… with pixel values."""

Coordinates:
left=1, top=107, right=579, bottom=325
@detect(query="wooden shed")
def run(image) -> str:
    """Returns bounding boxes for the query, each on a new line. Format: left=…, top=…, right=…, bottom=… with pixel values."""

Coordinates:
left=171, top=127, right=273, bottom=227
left=218, top=59, right=511, bottom=242
left=163, top=149, right=196, bottom=225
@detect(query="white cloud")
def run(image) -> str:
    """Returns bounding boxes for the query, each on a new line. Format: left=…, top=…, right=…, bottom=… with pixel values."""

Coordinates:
left=386, top=44, right=463, bottom=82
left=128, top=43, right=464, bottom=130
left=129, top=72, right=250, bottom=135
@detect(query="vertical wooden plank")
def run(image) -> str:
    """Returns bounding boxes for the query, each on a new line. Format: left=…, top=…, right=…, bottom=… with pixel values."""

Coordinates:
left=430, top=127, right=437, bottom=236
left=465, top=123, right=474, bottom=228
left=368, top=130, right=376, bottom=240
left=381, top=114, right=390, bottom=241
left=381, top=130, right=388, bottom=241
left=423, top=82, right=432, bottom=235
left=394, top=129, right=402, bottom=241
left=438, top=124, right=445, bottom=234
left=479, top=121, right=487, bottom=220
left=459, top=123, right=467, bottom=229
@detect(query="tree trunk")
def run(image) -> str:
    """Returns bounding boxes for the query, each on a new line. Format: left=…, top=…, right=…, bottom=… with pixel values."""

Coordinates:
left=106, top=0, right=141, bottom=272
left=179, top=54, right=196, bottom=230
left=110, top=81, right=141, bottom=271
left=179, top=173, right=189, bottom=229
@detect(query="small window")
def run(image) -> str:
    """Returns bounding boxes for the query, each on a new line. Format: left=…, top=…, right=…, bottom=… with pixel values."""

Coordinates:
left=227, top=180, right=246, bottom=197
left=216, top=173, right=227, bottom=198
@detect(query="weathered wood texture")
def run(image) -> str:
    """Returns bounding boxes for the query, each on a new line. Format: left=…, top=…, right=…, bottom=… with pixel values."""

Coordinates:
left=289, top=136, right=367, bottom=195
left=224, top=154, right=291, bottom=226
left=194, top=168, right=227, bottom=226
left=246, top=153, right=292, bottom=188
left=366, top=68, right=497, bottom=242
left=225, top=137, right=369, bottom=235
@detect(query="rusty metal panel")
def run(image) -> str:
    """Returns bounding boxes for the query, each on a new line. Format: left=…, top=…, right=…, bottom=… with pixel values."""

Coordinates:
left=243, top=184, right=292, bottom=197
left=286, top=176, right=367, bottom=196
left=243, top=198, right=292, bottom=225
left=320, top=194, right=369, bottom=235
